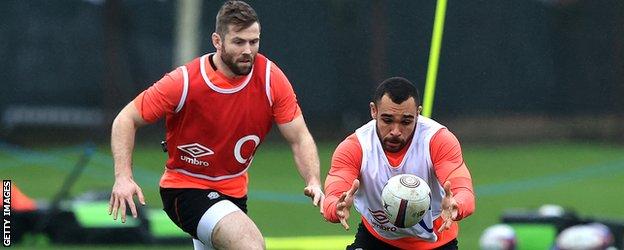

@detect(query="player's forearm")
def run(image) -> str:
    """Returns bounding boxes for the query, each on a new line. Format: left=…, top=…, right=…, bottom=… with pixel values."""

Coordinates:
left=450, top=177, right=475, bottom=220
left=290, top=134, right=321, bottom=186
left=447, top=175, right=475, bottom=220
left=322, top=195, right=340, bottom=222
left=111, top=108, right=140, bottom=179
left=453, top=189, right=475, bottom=220
left=323, top=173, right=356, bottom=223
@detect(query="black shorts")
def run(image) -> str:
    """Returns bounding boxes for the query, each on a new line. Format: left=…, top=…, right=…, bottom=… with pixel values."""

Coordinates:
left=160, top=188, right=248, bottom=239
left=346, top=223, right=459, bottom=250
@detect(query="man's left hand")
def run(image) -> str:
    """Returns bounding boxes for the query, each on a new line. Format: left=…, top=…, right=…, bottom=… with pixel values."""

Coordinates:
left=438, top=181, right=458, bottom=232
left=304, top=184, right=325, bottom=214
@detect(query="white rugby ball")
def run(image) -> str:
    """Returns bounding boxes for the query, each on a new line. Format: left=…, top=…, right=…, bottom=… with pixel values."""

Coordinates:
left=479, top=224, right=517, bottom=250
left=381, top=174, right=431, bottom=228
left=555, top=223, right=614, bottom=250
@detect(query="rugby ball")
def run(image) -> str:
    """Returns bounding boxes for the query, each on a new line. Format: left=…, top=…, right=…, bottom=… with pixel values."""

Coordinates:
left=479, top=224, right=517, bottom=250
left=555, top=223, right=614, bottom=250
left=381, top=174, right=431, bottom=228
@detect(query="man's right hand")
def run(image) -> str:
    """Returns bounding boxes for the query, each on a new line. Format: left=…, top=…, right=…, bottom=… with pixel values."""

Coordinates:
left=336, top=179, right=359, bottom=230
left=109, top=176, right=146, bottom=223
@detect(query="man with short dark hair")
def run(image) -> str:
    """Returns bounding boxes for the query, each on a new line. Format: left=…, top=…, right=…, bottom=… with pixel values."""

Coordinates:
left=108, top=1, right=324, bottom=249
left=323, top=77, right=475, bottom=249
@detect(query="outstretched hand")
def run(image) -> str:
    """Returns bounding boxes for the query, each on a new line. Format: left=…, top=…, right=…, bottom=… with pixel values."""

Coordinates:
left=438, top=181, right=458, bottom=232
left=336, top=179, right=360, bottom=230
left=109, top=176, right=145, bottom=223
left=304, top=184, right=325, bottom=214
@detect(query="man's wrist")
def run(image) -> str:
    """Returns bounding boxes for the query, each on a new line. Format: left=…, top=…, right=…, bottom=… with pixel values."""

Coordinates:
left=114, top=170, right=133, bottom=180
left=306, top=179, right=321, bottom=187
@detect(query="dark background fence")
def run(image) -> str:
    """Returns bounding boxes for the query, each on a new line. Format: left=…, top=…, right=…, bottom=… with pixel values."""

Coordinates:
left=1, top=0, right=622, bottom=143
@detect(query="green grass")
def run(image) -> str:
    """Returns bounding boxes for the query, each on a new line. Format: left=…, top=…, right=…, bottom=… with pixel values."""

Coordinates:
left=3, top=141, right=624, bottom=249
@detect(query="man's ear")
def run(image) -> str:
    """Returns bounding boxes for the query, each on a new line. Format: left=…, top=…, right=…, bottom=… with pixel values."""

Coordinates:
left=212, top=32, right=222, bottom=51
left=370, top=102, right=377, bottom=119
left=417, top=105, right=423, bottom=115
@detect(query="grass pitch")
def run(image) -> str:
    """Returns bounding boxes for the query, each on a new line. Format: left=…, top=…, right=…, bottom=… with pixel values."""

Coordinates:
left=2, top=141, right=623, bottom=249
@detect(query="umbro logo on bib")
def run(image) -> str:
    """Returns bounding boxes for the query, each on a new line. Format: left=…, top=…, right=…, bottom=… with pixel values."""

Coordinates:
left=368, top=208, right=389, bottom=224
left=177, top=143, right=213, bottom=167
left=177, top=143, right=214, bottom=158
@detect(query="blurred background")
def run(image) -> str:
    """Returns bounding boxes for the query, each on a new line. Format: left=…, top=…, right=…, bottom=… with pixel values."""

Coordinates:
left=2, top=0, right=623, bottom=249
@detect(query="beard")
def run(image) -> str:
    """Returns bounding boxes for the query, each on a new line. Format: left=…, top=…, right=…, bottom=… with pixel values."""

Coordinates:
left=381, top=136, right=407, bottom=153
left=377, top=126, right=415, bottom=153
left=220, top=47, right=254, bottom=76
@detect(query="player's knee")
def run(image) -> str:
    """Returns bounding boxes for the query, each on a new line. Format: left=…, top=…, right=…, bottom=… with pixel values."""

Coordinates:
left=229, top=227, right=264, bottom=250
left=243, top=224, right=265, bottom=250
left=230, top=218, right=264, bottom=245
left=210, top=210, right=265, bottom=250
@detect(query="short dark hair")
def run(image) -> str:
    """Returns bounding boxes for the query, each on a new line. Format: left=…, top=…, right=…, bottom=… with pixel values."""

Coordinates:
left=215, top=1, right=259, bottom=38
left=373, top=77, right=420, bottom=106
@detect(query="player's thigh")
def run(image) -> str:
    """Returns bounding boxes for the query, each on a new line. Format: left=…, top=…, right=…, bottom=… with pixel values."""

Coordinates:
left=210, top=210, right=264, bottom=250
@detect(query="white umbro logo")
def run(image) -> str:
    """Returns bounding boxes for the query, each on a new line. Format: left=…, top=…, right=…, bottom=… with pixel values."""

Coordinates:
left=177, top=143, right=214, bottom=158
left=207, top=192, right=220, bottom=200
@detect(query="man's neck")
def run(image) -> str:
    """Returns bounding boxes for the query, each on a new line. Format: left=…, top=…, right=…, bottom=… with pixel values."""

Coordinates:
left=211, top=52, right=242, bottom=79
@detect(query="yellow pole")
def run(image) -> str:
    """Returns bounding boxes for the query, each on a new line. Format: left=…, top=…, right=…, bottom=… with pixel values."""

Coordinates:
left=422, top=0, right=448, bottom=118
